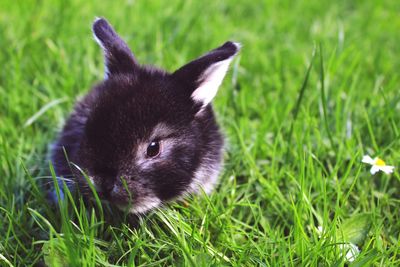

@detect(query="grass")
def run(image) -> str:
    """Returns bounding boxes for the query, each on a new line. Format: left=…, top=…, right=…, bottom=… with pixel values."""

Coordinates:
left=1, top=0, right=400, bottom=265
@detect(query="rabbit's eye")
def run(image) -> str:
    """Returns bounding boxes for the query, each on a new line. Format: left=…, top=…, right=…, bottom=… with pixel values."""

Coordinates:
left=146, top=141, right=161, bottom=158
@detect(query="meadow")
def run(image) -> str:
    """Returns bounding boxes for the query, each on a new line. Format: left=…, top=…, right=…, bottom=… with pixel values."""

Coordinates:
left=1, top=0, right=400, bottom=266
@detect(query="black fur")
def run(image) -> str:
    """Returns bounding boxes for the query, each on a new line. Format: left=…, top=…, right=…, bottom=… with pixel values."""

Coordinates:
left=49, top=18, right=239, bottom=214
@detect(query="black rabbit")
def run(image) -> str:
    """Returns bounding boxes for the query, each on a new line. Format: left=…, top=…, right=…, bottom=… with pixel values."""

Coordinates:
left=49, top=18, right=240, bottom=214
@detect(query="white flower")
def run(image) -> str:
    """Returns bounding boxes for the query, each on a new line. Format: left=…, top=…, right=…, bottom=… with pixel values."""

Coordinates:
left=315, top=225, right=360, bottom=262
left=362, top=155, right=394, bottom=175
left=339, top=243, right=360, bottom=262
left=315, top=225, right=323, bottom=238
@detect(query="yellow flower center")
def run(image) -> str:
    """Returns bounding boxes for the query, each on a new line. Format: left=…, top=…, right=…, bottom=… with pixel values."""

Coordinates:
left=375, top=158, right=386, bottom=166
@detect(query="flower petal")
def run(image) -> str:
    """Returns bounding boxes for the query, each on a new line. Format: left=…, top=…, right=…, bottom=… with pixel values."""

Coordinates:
left=380, top=165, right=395, bottom=174
left=340, top=243, right=360, bottom=262
left=362, top=155, right=375, bottom=165
left=370, top=165, right=380, bottom=175
left=316, top=226, right=323, bottom=238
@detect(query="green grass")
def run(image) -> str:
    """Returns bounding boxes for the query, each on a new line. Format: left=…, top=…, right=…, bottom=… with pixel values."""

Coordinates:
left=1, top=0, right=400, bottom=266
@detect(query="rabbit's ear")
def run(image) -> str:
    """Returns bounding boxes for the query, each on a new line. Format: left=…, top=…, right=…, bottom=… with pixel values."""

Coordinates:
left=92, top=18, right=138, bottom=79
left=173, top=41, right=240, bottom=107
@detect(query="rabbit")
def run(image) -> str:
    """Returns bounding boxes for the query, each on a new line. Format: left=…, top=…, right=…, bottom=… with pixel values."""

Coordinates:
left=49, top=18, right=240, bottom=214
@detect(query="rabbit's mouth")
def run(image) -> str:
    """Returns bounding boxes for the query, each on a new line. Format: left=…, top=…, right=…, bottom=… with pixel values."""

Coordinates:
left=94, top=183, right=161, bottom=214
left=105, top=187, right=133, bottom=205
left=106, top=192, right=162, bottom=214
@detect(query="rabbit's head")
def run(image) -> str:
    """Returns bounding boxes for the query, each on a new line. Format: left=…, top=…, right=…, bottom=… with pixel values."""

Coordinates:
left=75, top=18, right=240, bottom=213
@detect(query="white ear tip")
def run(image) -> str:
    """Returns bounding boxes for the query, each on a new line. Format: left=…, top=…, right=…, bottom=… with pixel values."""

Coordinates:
left=92, top=17, right=107, bottom=32
left=93, top=17, right=102, bottom=23
left=232, top=42, right=242, bottom=51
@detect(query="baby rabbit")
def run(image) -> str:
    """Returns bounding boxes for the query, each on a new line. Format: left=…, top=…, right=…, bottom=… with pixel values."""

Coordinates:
left=49, top=18, right=240, bottom=214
